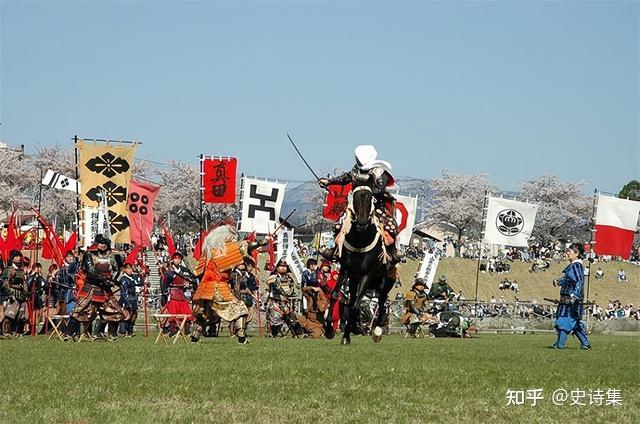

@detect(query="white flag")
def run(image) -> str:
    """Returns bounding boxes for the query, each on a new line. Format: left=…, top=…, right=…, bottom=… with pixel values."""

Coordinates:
left=239, top=177, right=287, bottom=234
left=394, top=194, right=418, bottom=246
left=483, top=197, right=538, bottom=247
left=41, top=169, right=81, bottom=193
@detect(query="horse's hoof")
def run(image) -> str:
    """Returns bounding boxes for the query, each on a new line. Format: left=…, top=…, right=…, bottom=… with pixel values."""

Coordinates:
left=372, top=326, right=383, bottom=343
left=325, top=326, right=335, bottom=340
left=341, top=337, right=351, bottom=346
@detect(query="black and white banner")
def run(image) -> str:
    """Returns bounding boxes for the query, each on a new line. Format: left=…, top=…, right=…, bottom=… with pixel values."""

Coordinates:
left=416, top=249, right=440, bottom=291
left=275, top=227, right=295, bottom=264
left=483, top=197, right=538, bottom=247
left=82, top=206, right=109, bottom=249
left=239, top=177, right=286, bottom=234
left=41, top=169, right=81, bottom=194
left=289, top=248, right=305, bottom=284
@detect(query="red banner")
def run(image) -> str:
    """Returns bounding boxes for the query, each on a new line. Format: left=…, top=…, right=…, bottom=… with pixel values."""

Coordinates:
left=127, top=180, right=160, bottom=247
left=0, top=211, right=27, bottom=262
left=203, top=157, right=237, bottom=204
left=323, top=183, right=351, bottom=221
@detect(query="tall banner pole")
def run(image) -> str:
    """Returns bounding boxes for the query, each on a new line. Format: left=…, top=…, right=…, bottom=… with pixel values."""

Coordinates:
left=199, top=154, right=204, bottom=236
left=139, top=214, right=149, bottom=337
left=74, top=135, right=81, bottom=244
left=584, top=189, right=598, bottom=334
left=474, top=190, right=489, bottom=304
left=35, top=168, right=44, bottom=263
left=586, top=189, right=598, bottom=301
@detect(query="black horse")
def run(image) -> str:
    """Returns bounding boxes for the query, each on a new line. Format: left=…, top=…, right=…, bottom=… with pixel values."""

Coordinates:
left=326, top=186, right=395, bottom=345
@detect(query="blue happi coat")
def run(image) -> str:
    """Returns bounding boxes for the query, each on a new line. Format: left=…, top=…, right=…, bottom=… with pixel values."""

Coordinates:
left=555, top=260, right=585, bottom=332
left=119, top=274, right=139, bottom=310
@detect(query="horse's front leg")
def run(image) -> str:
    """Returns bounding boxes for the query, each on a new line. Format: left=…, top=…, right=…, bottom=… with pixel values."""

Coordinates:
left=372, top=270, right=396, bottom=343
left=342, top=281, right=367, bottom=346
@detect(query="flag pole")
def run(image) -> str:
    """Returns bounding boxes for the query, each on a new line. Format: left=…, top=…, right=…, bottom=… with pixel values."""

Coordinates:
left=586, top=189, right=598, bottom=302
left=474, top=190, right=489, bottom=304
left=35, top=168, right=44, bottom=263
left=74, top=135, right=81, bottom=245
left=199, top=154, right=204, bottom=236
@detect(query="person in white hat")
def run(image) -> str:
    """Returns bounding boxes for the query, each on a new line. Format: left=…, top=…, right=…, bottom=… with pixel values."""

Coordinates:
left=319, top=145, right=400, bottom=265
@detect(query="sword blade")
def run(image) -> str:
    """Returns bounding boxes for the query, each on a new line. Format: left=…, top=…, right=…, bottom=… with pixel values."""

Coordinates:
left=287, top=133, right=321, bottom=181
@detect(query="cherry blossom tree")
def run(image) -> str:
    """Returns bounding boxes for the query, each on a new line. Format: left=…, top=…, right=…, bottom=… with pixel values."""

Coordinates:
left=424, top=172, right=496, bottom=256
left=155, top=161, right=237, bottom=233
left=520, top=175, right=591, bottom=243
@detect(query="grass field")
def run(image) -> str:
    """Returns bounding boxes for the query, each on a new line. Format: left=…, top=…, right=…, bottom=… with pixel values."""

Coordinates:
left=1, top=334, right=638, bottom=423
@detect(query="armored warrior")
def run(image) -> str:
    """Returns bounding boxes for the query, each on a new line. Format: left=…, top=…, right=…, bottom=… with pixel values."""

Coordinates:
left=70, top=234, right=124, bottom=341
left=298, top=286, right=329, bottom=339
left=1, top=250, right=28, bottom=335
left=428, top=275, right=454, bottom=301
left=551, top=243, right=591, bottom=350
left=401, top=279, right=430, bottom=338
left=266, top=258, right=304, bottom=337
left=191, top=221, right=265, bottom=344
left=162, top=251, right=196, bottom=336
left=318, top=145, right=400, bottom=265
left=228, top=257, right=258, bottom=337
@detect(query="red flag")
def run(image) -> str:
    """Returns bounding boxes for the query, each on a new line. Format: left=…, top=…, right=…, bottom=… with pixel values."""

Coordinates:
left=32, top=208, right=65, bottom=266
left=323, top=183, right=351, bottom=221
left=193, top=230, right=207, bottom=261
left=594, top=195, right=640, bottom=259
left=126, top=245, right=141, bottom=265
left=64, top=232, right=77, bottom=253
left=246, top=231, right=259, bottom=264
left=268, top=236, right=275, bottom=272
left=0, top=211, right=23, bottom=261
left=161, top=222, right=176, bottom=257
left=202, top=157, right=237, bottom=204
left=127, top=180, right=160, bottom=247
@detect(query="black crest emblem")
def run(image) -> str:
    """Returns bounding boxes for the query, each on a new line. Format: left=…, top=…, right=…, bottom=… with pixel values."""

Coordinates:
left=85, top=152, right=130, bottom=178
left=496, top=209, right=524, bottom=236
left=129, top=192, right=150, bottom=215
left=86, top=181, right=127, bottom=207
left=108, top=210, right=129, bottom=232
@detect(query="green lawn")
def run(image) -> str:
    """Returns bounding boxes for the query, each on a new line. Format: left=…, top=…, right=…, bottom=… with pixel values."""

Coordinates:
left=1, top=334, right=638, bottom=423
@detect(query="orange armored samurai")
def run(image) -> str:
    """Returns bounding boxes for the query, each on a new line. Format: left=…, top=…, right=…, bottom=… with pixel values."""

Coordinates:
left=191, top=221, right=264, bottom=344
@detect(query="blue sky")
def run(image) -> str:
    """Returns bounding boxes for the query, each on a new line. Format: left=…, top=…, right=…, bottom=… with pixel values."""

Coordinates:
left=1, top=1, right=638, bottom=192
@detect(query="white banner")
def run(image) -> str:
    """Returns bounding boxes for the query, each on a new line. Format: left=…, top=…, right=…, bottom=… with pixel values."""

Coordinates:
left=394, top=194, right=418, bottom=246
left=483, top=196, right=538, bottom=247
left=416, top=249, right=440, bottom=291
left=289, top=248, right=305, bottom=284
left=239, top=177, right=287, bottom=234
left=82, top=206, right=109, bottom=249
left=275, top=227, right=295, bottom=264
left=41, top=169, right=81, bottom=193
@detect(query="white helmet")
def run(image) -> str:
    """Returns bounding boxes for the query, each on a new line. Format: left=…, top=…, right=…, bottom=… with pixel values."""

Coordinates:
left=354, top=145, right=392, bottom=172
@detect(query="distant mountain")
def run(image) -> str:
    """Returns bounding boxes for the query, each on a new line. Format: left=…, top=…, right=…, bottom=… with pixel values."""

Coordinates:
left=281, top=177, right=433, bottom=227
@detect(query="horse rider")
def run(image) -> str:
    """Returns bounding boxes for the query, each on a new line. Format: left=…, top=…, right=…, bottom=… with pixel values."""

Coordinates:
left=318, top=145, right=401, bottom=266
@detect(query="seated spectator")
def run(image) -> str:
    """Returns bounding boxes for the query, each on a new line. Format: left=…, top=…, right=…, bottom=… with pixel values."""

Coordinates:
left=595, top=268, right=605, bottom=280
left=617, top=269, right=627, bottom=282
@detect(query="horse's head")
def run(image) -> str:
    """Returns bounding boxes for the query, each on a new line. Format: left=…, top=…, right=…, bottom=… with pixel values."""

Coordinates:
left=351, top=186, right=374, bottom=232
